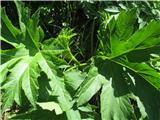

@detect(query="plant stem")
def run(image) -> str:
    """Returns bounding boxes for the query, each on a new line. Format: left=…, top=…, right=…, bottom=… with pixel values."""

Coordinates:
left=67, top=47, right=80, bottom=65
left=91, top=19, right=95, bottom=55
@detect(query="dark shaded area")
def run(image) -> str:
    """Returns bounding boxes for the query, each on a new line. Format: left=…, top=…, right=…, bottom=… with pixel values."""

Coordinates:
left=0, top=41, right=14, bottom=50
left=1, top=1, right=159, bottom=61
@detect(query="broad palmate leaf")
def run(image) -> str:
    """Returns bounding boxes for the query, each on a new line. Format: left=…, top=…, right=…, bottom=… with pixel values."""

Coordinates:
left=97, top=9, right=160, bottom=120
left=98, top=9, right=160, bottom=89
left=0, top=2, right=81, bottom=119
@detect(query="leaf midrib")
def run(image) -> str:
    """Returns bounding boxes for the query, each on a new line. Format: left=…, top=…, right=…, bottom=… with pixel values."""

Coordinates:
left=99, top=55, right=160, bottom=89
left=113, top=59, right=160, bottom=89
left=109, top=24, right=160, bottom=59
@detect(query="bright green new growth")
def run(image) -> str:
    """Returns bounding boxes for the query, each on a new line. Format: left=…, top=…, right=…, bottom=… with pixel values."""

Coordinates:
left=1, top=1, right=160, bottom=120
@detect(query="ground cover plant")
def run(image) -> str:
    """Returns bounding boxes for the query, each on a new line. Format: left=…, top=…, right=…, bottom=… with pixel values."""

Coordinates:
left=0, top=1, right=160, bottom=120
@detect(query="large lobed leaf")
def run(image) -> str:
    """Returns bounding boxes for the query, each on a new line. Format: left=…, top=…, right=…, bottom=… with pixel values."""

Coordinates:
left=0, top=2, right=81, bottom=119
left=97, top=8, right=160, bottom=120
left=99, top=8, right=160, bottom=89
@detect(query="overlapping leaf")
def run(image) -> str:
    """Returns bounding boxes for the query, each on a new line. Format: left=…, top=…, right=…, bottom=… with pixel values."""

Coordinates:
left=97, top=8, right=160, bottom=120
left=0, top=2, right=81, bottom=119
left=1, top=4, right=41, bottom=110
left=75, top=66, right=106, bottom=106
left=94, top=59, right=135, bottom=120
left=101, top=81, right=134, bottom=120
left=98, top=9, right=160, bottom=89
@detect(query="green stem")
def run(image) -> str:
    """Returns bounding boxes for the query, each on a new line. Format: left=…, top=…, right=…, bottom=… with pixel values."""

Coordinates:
left=91, top=19, right=95, bottom=55
left=65, top=63, right=87, bottom=72
left=67, top=47, right=80, bottom=65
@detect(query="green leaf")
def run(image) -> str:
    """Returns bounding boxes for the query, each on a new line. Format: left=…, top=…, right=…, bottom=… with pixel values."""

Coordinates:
left=127, top=74, right=160, bottom=120
left=64, top=70, right=86, bottom=93
left=15, top=1, right=43, bottom=46
left=76, top=66, right=106, bottom=106
left=42, top=28, right=79, bottom=64
left=78, top=104, right=98, bottom=120
left=1, top=4, right=80, bottom=119
left=42, top=28, right=76, bottom=51
left=9, top=108, right=67, bottom=120
left=1, top=8, right=43, bottom=110
left=37, top=102, right=63, bottom=115
left=1, top=58, right=29, bottom=111
left=1, top=3, right=43, bottom=110
left=100, top=9, right=160, bottom=58
left=99, top=9, right=160, bottom=89
left=14, top=1, right=30, bottom=31
left=113, top=20, right=160, bottom=57
left=97, top=8, right=160, bottom=120
left=114, top=9, right=137, bottom=41
left=38, top=54, right=81, bottom=120
left=114, top=58, right=160, bottom=90
left=0, top=58, right=21, bottom=84
left=15, top=1, right=42, bottom=49
left=94, top=58, right=135, bottom=120
left=111, top=20, right=160, bottom=58
left=101, top=81, right=134, bottom=120
left=1, top=56, right=41, bottom=110
left=21, top=55, right=41, bottom=107
left=0, top=46, right=28, bottom=64
left=1, top=7, right=21, bottom=46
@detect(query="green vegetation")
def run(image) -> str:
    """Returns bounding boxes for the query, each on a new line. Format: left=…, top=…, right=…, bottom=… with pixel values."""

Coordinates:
left=1, top=1, right=160, bottom=120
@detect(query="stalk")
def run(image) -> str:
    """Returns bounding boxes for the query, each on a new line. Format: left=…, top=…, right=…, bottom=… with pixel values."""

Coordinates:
left=67, top=47, right=80, bottom=65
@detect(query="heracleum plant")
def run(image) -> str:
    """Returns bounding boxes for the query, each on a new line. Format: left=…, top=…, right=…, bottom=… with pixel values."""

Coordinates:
left=0, top=1, right=160, bottom=120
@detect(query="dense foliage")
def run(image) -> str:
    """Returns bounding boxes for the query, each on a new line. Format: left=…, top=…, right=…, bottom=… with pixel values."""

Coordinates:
left=1, top=1, right=160, bottom=120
